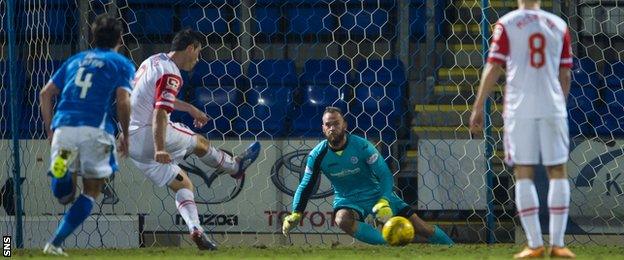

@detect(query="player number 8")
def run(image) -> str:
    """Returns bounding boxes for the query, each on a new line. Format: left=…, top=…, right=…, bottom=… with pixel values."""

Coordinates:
left=529, top=33, right=546, bottom=68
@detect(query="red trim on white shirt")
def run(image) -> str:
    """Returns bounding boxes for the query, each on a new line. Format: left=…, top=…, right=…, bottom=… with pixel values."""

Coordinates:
left=154, top=74, right=182, bottom=113
left=560, top=28, right=573, bottom=68
left=487, top=23, right=510, bottom=65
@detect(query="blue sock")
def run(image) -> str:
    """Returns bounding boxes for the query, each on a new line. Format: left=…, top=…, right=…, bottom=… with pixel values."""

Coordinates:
left=50, top=171, right=73, bottom=199
left=353, top=221, right=387, bottom=245
left=427, top=225, right=454, bottom=245
left=50, top=194, right=94, bottom=247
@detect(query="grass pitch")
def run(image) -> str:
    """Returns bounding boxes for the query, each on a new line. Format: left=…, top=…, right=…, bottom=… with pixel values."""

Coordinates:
left=15, top=244, right=623, bottom=259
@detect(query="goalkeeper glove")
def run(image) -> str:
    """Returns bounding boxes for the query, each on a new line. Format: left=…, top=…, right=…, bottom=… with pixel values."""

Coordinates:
left=281, top=212, right=302, bottom=236
left=372, top=198, right=393, bottom=223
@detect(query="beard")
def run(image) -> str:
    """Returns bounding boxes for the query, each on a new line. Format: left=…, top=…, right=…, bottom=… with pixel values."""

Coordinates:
left=326, top=130, right=346, bottom=148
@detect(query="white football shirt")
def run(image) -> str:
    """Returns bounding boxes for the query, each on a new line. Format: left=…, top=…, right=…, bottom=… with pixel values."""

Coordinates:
left=130, top=53, right=183, bottom=128
left=488, top=8, right=573, bottom=119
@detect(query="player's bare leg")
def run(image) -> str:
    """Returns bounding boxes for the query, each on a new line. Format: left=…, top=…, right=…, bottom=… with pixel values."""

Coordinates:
left=167, top=170, right=217, bottom=250
left=514, top=165, right=545, bottom=259
left=407, top=214, right=434, bottom=238
left=334, top=209, right=358, bottom=235
left=545, top=165, right=575, bottom=258
left=334, top=208, right=385, bottom=245
left=193, top=135, right=260, bottom=179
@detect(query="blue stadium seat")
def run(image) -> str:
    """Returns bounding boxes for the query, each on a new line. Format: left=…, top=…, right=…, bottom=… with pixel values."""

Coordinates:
left=356, top=59, right=406, bottom=86
left=254, top=7, right=281, bottom=35
left=22, top=60, right=61, bottom=139
left=604, top=61, right=624, bottom=88
left=128, top=0, right=235, bottom=4
left=20, top=8, right=69, bottom=37
left=1, top=61, right=26, bottom=139
left=595, top=87, right=624, bottom=137
left=190, top=60, right=244, bottom=87
left=126, top=8, right=174, bottom=35
left=180, top=8, right=236, bottom=34
left=0, top=88, right=10, bottom=139
left=352, top=59, right=405, bottom=135
left=127, top=0, right=178, bottom=3
left=291, top=85, right=348, bottom=137
left=257, top=0, right=395, bottom=3
left=301, top=59, right=350, bottom=85
left=287, top=7, right=334, bottom=36
left=339, top=7, right=389, bottom=38
left=1, top=61, right=26, bottom=87
left=181, top=87, right=241, bottom=137
left=29, top=60, right=63, bottom=88
left=248, top=59, right=298, bottom=87
left=409, top=6, right=426, bottom=41
left=571, top=57, right=600, bottom=87
left=132, top=0, right=234, bottom=3
left=236, top=86, right=292, bottom=137
left=255, top=0, right=288, bottom=4
left=567, top=85, right=599, bottom=136
left=351, top=83, right=403, bottom=136
left=19, top=102, right=44, bottom=139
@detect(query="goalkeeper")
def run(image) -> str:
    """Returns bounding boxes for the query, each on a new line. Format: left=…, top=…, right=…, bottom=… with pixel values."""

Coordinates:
left=282, top=107, right=453, bottom=245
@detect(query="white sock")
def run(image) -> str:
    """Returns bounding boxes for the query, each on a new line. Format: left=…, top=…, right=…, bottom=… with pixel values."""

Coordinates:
left=515, top=179, right=544, bottom=248
left=199, top=146, right=238, bottom=175
left=175, top=188, right=202, bottom=233
left=548, top=179, right=570, bottom=247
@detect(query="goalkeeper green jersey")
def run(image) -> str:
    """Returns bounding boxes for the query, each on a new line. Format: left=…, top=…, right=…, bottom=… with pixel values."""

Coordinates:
left=292, top=134, right=394, bottom=212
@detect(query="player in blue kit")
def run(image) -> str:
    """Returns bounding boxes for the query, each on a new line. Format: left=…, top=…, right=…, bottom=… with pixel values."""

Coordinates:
left=282, top=107, right=454, bottom=245
left=38, top=15, right=134, bottom=256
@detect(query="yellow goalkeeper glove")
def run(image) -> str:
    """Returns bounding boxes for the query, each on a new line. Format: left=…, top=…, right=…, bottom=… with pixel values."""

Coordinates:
left=281, top=212, right=302, bottom=236
left=372, top=198, right=393, bottom=223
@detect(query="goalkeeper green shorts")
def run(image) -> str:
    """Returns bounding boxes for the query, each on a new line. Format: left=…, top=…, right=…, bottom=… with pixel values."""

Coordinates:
left=333, top=192, right=412, bottom=221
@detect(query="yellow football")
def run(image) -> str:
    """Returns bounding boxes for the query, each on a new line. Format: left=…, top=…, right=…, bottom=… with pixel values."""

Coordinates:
left=382, top=216, right=415, bottom=246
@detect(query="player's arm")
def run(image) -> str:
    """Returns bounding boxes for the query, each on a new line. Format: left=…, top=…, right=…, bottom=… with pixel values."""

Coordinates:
left=363, top=141, right=393, bottom=198
left=470, top=23, right=508, bottom=134
left=39, top=82, right=60, bottom=140
left=559, top=28, right=573, bottom=100
left=282, top=150, right=323, bottom=235
left=364, top=141, right=395, bottom=222
left=115, top=88, right=131, bottom=157
left=473, top=62, right=505, bottom=112
left=559, top=67, right=571, bottom=99
left=116, top=61, right=135, bottom=157
left=174, top=99, right=209, bottom=128
left=152, top=108, right=170, bottom=163
left=152, top=74, right=180, bottom=164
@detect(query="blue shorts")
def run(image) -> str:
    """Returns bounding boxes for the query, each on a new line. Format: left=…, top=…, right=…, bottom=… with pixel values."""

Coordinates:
left=333, top=192, right=412, bottom=221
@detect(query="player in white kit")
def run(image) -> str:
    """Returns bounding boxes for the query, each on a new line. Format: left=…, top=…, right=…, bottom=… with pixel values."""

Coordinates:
left=129, top=29, right=261, bottom=250
left=470, top=0, right=575, bottom=258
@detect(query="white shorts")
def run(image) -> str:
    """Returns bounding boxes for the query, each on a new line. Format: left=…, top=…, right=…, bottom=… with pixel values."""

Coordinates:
left=128, top=122, right=197, bottom=187
left=51, top=126, right=117, bottom=179
left=503, top=117, right=569, bottom=166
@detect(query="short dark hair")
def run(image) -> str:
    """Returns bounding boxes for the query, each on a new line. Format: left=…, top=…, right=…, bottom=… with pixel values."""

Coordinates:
left=324, top=106, right=344, bottom=116
left=170, top=29, right=204, bottom=51
left=91, top=14, right=123, bottom=49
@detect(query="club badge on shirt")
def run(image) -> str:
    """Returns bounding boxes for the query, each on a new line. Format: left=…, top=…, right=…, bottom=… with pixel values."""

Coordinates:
left=350, top=156, right=358, bottom=164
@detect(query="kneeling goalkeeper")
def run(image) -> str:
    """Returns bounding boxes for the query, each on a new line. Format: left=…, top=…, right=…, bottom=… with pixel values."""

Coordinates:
left=282, top=106, right=454, bottom=245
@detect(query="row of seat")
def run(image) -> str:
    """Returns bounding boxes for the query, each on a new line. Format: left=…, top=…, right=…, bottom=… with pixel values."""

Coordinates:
left=2, top=57, right=623, bottom=139
left=568, top=57, right=624, bottom=137
left=190, top=59, right=406, bottom=86
left=175, top=59, right=406, bottom=137
left=8, top=2, right=433, bottom=41
left=0, top=58, right=406, bottom=138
